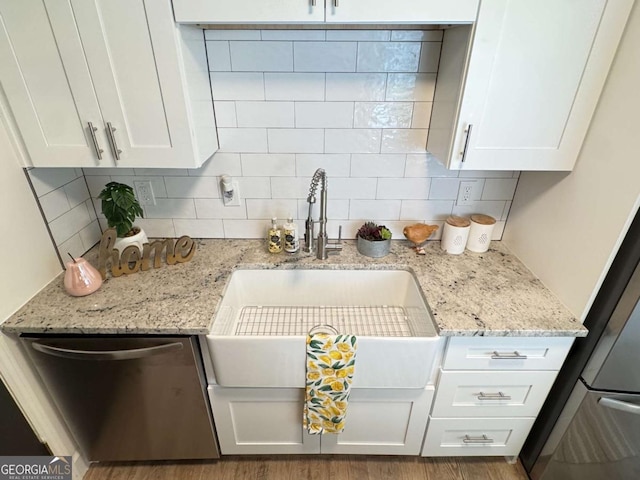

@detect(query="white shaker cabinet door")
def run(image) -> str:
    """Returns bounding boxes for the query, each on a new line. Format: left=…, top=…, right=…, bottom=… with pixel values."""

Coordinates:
left=173, top=0, right=325, bottom=23
left=71, top=0, right=197, bottom=167
left=0, top=0, right=109, bottom=167
left=430, top=0, right=633, bottom=171
left=326, top=0, right=478, bottom=24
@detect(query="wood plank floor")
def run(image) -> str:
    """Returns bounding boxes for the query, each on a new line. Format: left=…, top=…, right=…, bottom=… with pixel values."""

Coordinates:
left=84, top=456, right=529, bottom=480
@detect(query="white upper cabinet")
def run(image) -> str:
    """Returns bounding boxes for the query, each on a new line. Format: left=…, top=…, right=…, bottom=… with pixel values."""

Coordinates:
left=0, top=0, right=217, bottom=168
left=428, top=0, right=634, bottom=171
left=174, top=0, right=325, bottom=23
left=173, top=0, right=479, bottom=24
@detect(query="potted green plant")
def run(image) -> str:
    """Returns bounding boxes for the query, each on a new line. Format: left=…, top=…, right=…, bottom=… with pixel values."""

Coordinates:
left=356, top=221, right=392, bottom=258
left=98, top=181, right=148, bottom=253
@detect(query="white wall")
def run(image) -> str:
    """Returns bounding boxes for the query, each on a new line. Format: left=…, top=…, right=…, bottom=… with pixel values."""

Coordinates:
left=503, top=1, right=640, bottom=320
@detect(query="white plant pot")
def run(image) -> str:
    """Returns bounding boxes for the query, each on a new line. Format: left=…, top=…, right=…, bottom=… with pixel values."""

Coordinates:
left=113, top=227, right=148, bottom=255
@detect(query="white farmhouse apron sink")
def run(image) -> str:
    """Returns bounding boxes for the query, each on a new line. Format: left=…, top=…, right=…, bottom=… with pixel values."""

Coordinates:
left=205, top=269, right=443, bottom=388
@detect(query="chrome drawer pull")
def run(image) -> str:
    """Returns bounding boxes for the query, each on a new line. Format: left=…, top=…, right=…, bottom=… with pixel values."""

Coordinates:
left=311, top=0, right=315, bottom=6
left=462, top=434, right=494, bottom=444
left=87, top=122, right=103, bottom=160
left=491, top=350, right=528, bottom=360
left=476, top=391, right=512, bottom=401
left=106, top=122, right=122, bottom=160
left=460, top=124, right=472, bottom=162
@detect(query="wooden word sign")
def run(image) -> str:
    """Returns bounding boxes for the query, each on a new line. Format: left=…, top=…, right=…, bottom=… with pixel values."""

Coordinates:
left=98, top=228, right=196, bottom=279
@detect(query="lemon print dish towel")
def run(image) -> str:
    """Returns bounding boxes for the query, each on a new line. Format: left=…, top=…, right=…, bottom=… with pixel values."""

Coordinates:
left=304, top=328, right=357, bottom=435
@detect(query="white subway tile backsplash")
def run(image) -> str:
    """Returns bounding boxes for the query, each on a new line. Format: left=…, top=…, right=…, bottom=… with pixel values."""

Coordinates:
left=206, top=41, right=231, bottom=71
left=264, top=73, right=325, bottom=101
left=405, top=153, right=458, bottom=177
left=230, top=41, right=293, bottom=72
left=210, top=72, right=264, bottom=100
left=481, top=178, right=519, bottom=200
left=143, top=198, right=196, bottom=219
left=223, top=219, right=270, bottom=238
left=29, top=168, right=80, bottom=197
left=386, top=73, right=437, bottom=101
left=297, top=199, right=350, bottom=220
left=429, top=178, right=460, bottom=200
left=349, top=200, right=401, bottom=220
left=381, top=129, right=429, bottom=154
left=391, top=30, right=443, bottom=42
left=111, top=176, right=168, bottom=198
left=213, top=101, right=237, bottom=127
left=452, top=201, right=507, bottom=220
left=165, top=176, right=221, bottom=198
left=246, top=199, right=298, bottom=219
left=377, top=178, right=430, bottom=200
left=135, top=218, right=176, bottom=238
left=354, top=102, right=413, bottom=128
left=86, top=199, right=97, bottom=222
left=64, top=177, right=90, bottom=208
left=329, top=178, right=377, bottom=199
left=351, top=154, right=405, bottom=177
left=49, top=202, right=92, bottom=245
left=295, top=102, right=354, bottom=128
left=79, top=221, right=102, bottom=251
left=191, top=153, right=242, bottom=177
left=400, top=200, right=454, bottom=221
left=195, top=199, right=247, bottom=219
left=356, top=42, right=421, bottom=73
left=326, top=73, right=387, bottom=101
left=58, top=234, right=85, bottom=260
left=296, top=154, right=351, bottom=177
left=174, top=219, right=225, bottom=238
left=205, top=30, right=261, bottom=41
left=241, top=153, right=296, bottom=176
left=458, top=170, right=516, bottom=178
left=270, top=177, right=310, bottom=199
left=134, top=168, right=190, bottom=177
left=262, top=30, right=325, bottom=41
left=411, top=102, right=432, bottom=128
left=236, top=101, right=294, bottom=128
left=237, top=177, right=272, bottom=198
left=418, top=43, right=442, bottom=73
left=502, top=201, right=512, bottom=221
left=326, top=30, right=391, bottom=42
left=325, top=129, right=381, bottom=154
left=83, top=168, right=135, bottom=176
left=40, top=188, right=71, bottom=222
left=218, top=128, right=268, bottom=152
left=294, top=42, right=357, bottom=72
left=268, top=129, right=324, bottom=154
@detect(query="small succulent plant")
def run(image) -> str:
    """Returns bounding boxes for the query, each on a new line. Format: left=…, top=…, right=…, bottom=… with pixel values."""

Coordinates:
left=356, top=222, right=392, bottom=241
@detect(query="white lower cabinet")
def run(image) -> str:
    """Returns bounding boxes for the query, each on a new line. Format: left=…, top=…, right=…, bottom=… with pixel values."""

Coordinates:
left=208, top=386, right=433, bottom=455
left=422, top=336, right=574, bottom=458
left=423, top=417, right=535, bottom=456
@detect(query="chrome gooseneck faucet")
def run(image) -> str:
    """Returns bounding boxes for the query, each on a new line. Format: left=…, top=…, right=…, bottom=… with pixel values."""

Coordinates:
left=304, top=168, right=342, bottom=259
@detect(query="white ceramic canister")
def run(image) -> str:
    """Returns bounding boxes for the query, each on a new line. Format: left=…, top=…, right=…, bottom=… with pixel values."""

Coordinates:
left=441, top=216, right=471, bottom=255
left=466, top=214, right=496, bottom=253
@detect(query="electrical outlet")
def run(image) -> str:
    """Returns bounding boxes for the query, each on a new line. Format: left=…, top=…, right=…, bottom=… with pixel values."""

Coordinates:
left=457, top=181, right=480, bottom=206
left=222, top=180, right=241, bottom=206
left=134, top=180, right=156, bottom=206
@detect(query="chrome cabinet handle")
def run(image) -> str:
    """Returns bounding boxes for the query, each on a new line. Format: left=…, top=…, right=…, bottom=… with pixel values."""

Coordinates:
left=31, top=341, right=183, bottom=361
left=311, top=0, right=315, bottom=5
left=334, top=0, right=339, bottom=6
left=476, top=391, right=512, bottom=401
left=460, top=124, right=472, bottom=162
left=491, top=350, right=528, bottom=360
left=106, top=122, right=122, bottom=160
left=87, top=122, right=103, bottom=160
left=599, top=397, right=640, bottom=416
left=462, top=434, right=494, bottom=444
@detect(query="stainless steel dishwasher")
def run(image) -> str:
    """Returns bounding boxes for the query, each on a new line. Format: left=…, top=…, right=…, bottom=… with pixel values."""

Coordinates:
left=22, top=336, right=219, bottom=461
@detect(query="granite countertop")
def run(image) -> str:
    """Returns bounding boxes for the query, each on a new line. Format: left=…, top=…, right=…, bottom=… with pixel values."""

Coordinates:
left=2, top=240, right=587, bottom=337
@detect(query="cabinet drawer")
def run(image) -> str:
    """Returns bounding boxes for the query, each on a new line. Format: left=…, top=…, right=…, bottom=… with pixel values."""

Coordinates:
left=422, top=417, right=535, bottom=457
left=432, top=370, right=557, bottom=417
left=444, top=337, right=574, bottom=371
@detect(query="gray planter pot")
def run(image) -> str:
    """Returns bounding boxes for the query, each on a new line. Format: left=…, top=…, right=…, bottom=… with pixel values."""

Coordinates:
left=357, top=237, right=391, bottom=258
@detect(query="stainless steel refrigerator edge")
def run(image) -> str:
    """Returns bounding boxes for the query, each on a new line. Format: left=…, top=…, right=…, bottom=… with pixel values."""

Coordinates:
left=21, top=336, right=220, bottom=461
left=522, top=210, right=640, bottom=479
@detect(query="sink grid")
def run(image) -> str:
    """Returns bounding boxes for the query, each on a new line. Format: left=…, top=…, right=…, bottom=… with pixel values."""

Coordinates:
left=234, top=305, right=412, bottom=337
